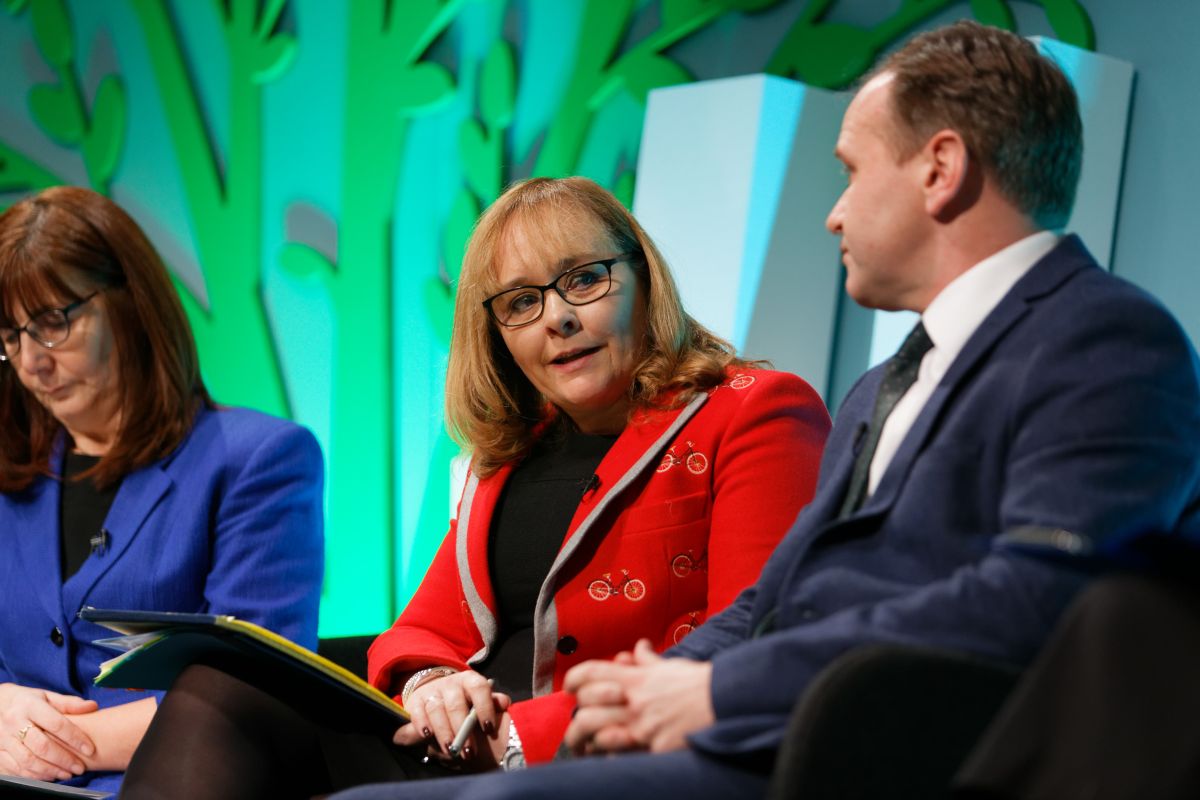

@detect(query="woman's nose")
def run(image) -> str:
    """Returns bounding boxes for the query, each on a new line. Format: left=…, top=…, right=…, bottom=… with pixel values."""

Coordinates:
left=15, top=337, right=53, bottom=373
left=542, top=292, right=580, bottom=335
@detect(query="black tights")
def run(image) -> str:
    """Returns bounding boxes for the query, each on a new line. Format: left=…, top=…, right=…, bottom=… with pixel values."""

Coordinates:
left=121, top=663, right=450, bottom=800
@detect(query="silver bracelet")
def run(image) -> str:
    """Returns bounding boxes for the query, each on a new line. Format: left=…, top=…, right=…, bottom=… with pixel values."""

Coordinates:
left=400, top=666, right=458, bottom=705
left=500, top=719, right=525, bottom=771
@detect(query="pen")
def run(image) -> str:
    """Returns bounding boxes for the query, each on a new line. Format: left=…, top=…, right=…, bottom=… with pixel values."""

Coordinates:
left=448, top=678, right=494, bottom=758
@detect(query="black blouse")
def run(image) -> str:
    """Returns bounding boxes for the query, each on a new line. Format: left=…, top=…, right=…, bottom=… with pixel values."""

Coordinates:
left=476, top=427, right=616, bottom=700
left=59, top=452, right=121, bottom=582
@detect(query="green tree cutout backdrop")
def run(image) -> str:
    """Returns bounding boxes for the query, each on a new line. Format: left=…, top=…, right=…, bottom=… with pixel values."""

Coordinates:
left=0, top=0, right=1092, bottom=635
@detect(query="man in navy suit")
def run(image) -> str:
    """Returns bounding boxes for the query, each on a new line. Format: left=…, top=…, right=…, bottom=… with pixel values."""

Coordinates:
left=332, top=20, right=1200, bottom=800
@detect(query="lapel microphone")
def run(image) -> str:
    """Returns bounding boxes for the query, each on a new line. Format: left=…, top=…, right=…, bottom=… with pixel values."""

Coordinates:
left=89, top=528, right=109, bottom=556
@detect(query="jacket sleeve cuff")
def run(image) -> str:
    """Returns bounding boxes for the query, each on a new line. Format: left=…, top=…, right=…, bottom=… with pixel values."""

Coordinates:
left=366, top=629, right=472, bottom=693
left=507, top=691, right=576, bottom=764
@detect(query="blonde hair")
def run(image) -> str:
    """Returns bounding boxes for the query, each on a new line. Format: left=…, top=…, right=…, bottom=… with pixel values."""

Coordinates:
left=446, top=177, right=753, bottom=477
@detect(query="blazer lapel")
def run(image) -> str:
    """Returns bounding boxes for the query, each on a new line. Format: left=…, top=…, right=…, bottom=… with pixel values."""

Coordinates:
left=562, top=392, right=709, bottom=550
left=61, top=463, right=174, bottom=616
left=12, top=474, right=67, bottom=624
left=858, top=236, right=1094, bottom=518
left=456, top=462, right=514, bottom=651
left=528, top=392, right=709, bottom=695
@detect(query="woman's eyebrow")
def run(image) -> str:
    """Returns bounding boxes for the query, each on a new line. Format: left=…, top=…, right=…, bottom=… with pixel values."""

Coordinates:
left=555, top=253, right=606, bottom=272
left=495, top=253, right=599, bottom=291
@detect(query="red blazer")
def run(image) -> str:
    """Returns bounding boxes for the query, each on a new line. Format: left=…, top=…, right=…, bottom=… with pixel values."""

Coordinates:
left=367, top=369, right=830, bottom=762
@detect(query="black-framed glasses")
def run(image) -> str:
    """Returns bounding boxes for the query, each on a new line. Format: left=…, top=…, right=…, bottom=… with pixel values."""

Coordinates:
left=0, top=292, right=99, bottom=362
left=482, top=255, right=630, bottom=328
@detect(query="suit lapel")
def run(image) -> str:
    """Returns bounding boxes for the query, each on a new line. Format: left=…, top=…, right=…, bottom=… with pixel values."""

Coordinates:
left=856, top=236, right=1094, bottom=518
left=61, top=463, right=174, bottom=616
left=810, top=378, right=881, bottom=527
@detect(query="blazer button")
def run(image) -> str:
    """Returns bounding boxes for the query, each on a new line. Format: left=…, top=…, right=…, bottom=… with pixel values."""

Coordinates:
left=50, top=626, right=64, bottom=646
left=556, top=636, right=578, bottom=655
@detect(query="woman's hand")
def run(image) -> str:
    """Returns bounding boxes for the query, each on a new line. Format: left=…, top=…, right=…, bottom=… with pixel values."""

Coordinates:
left=0, top=683, right=97, bottom=781
left=392, top=670, right=509, bottom=761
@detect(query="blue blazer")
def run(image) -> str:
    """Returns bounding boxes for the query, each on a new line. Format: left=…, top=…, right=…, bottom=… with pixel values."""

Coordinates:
left=0, top=406, right=324, bottom=789
left=674, top=236, right=1200, bottom=757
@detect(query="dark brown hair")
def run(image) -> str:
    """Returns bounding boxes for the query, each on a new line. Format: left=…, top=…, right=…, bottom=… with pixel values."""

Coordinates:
left=878, top=20, right=1083, bottom=229
left=0, top=186, right=211, bottom=491
left=447, top=177, right=753, bottom=477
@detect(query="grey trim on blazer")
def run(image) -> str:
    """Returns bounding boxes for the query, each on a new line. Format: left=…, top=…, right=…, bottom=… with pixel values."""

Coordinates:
left=455, top=473, right=497, bottom=664
left=529, top=392, right=711, bottom=696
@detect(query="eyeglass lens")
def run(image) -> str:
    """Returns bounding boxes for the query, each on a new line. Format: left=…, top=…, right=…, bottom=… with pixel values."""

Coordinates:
left=0, top=308, right=73, bottom=361
left=490, top=261, right=612, bottom=327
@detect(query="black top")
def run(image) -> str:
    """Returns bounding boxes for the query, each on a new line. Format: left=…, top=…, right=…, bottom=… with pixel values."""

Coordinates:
left=476, top=427, right=616, bottom=700
left=59, top=452, right=121, bottom=582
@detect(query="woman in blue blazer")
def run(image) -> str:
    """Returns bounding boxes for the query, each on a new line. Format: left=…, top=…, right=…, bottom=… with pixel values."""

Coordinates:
left=0, top=186, right=324, bottom=793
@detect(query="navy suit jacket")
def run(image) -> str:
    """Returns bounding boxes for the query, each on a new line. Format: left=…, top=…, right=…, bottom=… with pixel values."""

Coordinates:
left=0, top=405, right=324, bottom=790
left=672, top=236, right=1200, bottom=758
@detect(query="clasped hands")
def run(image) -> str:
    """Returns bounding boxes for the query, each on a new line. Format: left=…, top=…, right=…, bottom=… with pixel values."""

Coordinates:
left=0, top=682, right=97, bottom=782
left=564, top=639, right=714, bottom=756
left=392, top=670, right=510, bottom=769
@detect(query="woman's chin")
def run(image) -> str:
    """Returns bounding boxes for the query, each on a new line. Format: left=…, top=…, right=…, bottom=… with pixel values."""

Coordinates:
left=557, top=396, right=630, bottom=434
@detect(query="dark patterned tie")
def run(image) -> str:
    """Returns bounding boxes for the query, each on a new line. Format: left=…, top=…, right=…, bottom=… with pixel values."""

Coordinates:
left=838, top=321, right=934, bottom=518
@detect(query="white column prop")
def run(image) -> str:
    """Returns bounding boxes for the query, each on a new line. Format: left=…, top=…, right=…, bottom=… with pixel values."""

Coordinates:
left=634, top=75, right=848, bottom=400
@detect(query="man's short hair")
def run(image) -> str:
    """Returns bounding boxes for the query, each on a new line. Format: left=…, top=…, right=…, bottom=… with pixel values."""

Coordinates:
left=878, top=20, right=1083, bottom=230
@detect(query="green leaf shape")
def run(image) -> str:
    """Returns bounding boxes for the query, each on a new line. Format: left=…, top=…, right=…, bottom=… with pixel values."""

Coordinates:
left=613, top=171, right=635, bottom=209
left=614, top=53, right=692, bottom=107
left=278, top=242, right=336, bottom=281
left=3, top=0, right=30, bottom=15
left=459, top=119, right=497, bottom=202
left=969, top=0, right=1014, bottom=29
left=531, top=0, right=634, bottom=177
left=391, top=0, right=447, bottom=35
left=226, top=0, right=257, bottom=37
left=1043, top=0, right=1094, bottom=50
left=253, top=32, right=297, bottom=84
left=795, top=0, right=835, bottom=22
left=255, top=0, right=288, bottom=37
left=0, top=140, right=61, bottom=196
left=768, top=21, right=877, bottom=89
left=30, top=0, right=72, bottom=68
left=661, top=0, right=713, bottom=31
left=28, top=82, right=84, bottom=144
left=480, top=40, right=515, bottom=132
left=421, top=275, right=455, bottom=344
left=394, top=62, right=455, bottom=114
left=728, top=0, right=785, bottom=10
left=81, top=75, right=126, bottom=189
left=441, top=189, right=479, bottom=288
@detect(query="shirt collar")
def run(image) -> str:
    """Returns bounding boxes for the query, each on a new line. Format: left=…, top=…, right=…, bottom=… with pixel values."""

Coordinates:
left=922, top=231, right=1060, bottom=363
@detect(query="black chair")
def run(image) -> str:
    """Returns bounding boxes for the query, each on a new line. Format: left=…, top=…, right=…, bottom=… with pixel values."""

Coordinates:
left=317, top=634, right=379, bottom=680
left=769, top=557, right=1200, bottom=800
left=767, top=644, right=1021, bottom=800
left=954, top=572, right=1200, bottom=799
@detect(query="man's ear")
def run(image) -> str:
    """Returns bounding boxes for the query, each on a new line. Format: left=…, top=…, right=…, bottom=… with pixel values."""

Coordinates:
left=921, top=129, right=977, bottom=220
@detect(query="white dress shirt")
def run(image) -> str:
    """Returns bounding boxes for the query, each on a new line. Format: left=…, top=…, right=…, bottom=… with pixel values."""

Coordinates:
left=866, top=231, right=1061, bottom=496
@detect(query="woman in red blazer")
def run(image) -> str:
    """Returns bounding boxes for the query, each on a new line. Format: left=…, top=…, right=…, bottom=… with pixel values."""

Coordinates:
left=375, top=368, right=826, bottom=764
left=373, top=177, right=829, bottom=768
left=121, top=177, right=829, bottom=798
